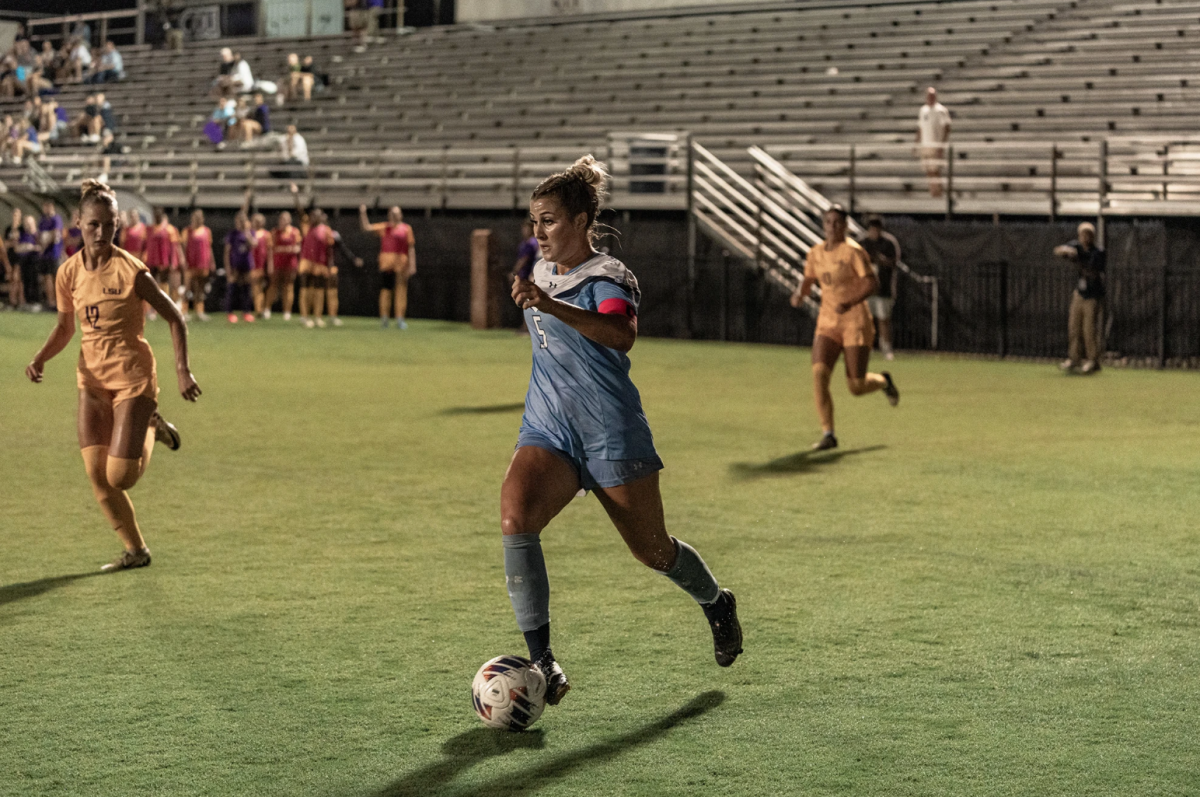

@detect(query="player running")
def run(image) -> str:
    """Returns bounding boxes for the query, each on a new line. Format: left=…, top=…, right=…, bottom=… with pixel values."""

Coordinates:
left=503, top=156, right=742, bottom=706
left=359, top=204, right=416, bottom=329
left=24, top=180, right=201, bottom=572
left=264, top=210, right=301, bottom=320
left=182, top=209, right=215, bottom=321
left=790, top=205, right=900, bottom=451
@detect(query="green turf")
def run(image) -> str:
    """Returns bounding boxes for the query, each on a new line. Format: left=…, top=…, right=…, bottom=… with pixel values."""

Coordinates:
left=1, top=313, right=1198, bottom=797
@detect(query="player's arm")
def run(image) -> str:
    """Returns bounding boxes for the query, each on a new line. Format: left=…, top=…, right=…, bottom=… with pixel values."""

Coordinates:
left=331, top=232, right=363, bottom=268
left=791, top=253, right=818, bottom=307
left=406, top=228, right=416, bottom=276
left=135, top=270, right=200, bottom=402
left=1053, top=244, right=1078, bottom=260
left=26, top=310, right=75, bottom=383
left=835, top=250, right=880, bottom=313
left=358, top=205, right=378, bottom=233
left=512, top=279, right=637, bottom=353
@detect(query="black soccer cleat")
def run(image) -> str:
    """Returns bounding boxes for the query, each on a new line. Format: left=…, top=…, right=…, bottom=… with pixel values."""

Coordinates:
left=702, top=589, right=743, bottom=667
left=533, top=650, right=571, bottom=706
left=881, top=371, right=900, bottom=407
left=152, top=412, right=181, bottom=451
left=812, top=432, right=838, bottom=451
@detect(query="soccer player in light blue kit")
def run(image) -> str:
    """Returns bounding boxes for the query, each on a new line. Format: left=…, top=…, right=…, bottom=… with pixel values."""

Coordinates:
left=503, top=155, right=742, bottom=706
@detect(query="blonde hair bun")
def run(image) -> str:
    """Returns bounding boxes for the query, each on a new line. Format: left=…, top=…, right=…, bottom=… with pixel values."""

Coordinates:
left=566, top=155, right=609, bottom=194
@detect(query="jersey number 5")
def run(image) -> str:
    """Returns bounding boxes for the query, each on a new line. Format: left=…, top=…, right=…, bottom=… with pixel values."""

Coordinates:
left=85, top=305, right=101, bottom=330
left=531, top=313, right=548, bottom=349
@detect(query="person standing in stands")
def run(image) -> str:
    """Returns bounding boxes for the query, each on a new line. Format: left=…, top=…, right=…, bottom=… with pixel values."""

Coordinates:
left=916, top=87, right=951, bottom=198
left=1053, top=222, right=1106, bottom=374
left=858, top=216, right=901, bottom=361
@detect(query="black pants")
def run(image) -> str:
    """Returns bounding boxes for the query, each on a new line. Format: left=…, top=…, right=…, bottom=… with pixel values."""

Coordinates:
left=20, top=255, right=40, bottom=304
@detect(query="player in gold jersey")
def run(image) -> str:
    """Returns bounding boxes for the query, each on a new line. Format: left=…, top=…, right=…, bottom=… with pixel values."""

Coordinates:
left=791, top=205, right=899, bottom=451
left=25, top=180, right=201, bottom=572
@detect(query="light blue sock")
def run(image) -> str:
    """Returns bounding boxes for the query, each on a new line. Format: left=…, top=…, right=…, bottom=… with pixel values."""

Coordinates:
left=663, top=537, right=721, bottom=605
left=503, top=533, right=550, bottom=632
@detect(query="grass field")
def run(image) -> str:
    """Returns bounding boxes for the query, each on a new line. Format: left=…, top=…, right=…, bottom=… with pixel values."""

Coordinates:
left=1, top=313, right=1198, bottom=797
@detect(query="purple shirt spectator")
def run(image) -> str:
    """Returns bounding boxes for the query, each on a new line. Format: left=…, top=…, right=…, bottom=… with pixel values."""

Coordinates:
left=39, top=213, right=63, bottom=260
left=226, top=229, right=253, bottom=271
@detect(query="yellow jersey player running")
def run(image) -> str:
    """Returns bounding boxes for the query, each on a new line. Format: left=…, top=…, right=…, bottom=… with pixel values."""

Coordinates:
left=25, top=180, right=201, bottom=572
left=791, top=204, right=899, bottom=451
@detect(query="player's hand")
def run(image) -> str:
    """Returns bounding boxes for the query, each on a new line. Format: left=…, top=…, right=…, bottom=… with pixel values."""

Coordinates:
left=289, top=182, right=299, bottom=194
left=789, top=290, right=804, bottom=308
left=354, top=257, right=364, bottom=268
left=512, top=277, right=550, bottom=310
left=25, top=359, right=44, bottom=383
left=358, top=204, right=367, bottom=214
left=178, top=370, right=201, bottom=402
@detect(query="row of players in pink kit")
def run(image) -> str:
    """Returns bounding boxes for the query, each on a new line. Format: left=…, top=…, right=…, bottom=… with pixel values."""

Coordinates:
left=117, top=208, right=349, bottom=325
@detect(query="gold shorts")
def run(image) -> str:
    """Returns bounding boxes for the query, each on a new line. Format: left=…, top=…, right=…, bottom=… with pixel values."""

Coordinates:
left=378, top=252, right=407, bottom=272
left=299, top=258, right=329, bottom=277
left=815, top=309, right=875, bottom=349
left=79, top=374, right=160, bottom=406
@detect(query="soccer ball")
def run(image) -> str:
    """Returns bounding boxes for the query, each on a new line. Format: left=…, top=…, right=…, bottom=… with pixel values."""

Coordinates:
left=471, top=655, right=547, bottom=731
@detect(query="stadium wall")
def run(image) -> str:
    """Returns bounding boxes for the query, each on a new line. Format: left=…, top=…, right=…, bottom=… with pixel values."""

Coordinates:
left=188, top=208, right=1198, bottom=365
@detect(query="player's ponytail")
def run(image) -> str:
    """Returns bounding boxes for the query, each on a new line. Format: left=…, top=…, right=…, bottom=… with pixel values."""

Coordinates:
left=80, top=178, right=118, bottom=215
left=531, top=154, right=609, bottom=243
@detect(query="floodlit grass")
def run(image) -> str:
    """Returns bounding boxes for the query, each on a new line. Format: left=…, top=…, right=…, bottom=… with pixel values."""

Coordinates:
left=1, top=313, right=1198, bottom=797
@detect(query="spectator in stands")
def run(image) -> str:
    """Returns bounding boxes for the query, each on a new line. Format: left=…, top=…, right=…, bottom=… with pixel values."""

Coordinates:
left=214, top=49, right=255, bottom=95
left=1054, top=222, right=1106, bottom=374
left=233, top=92, right=271, bottom=145
left=0, top=55, right=18, bottom=98
left=2, top=114, right=41, bottom=164
left=215, top=47, right=236, bottom=84
left=859, top=216, right=901, bottom=361
left=287, top=53, right=315, bottom=102
left=67, top=37, right=93, bottom=83
left=916, top=87, right=951, bottom=198
left=86, top=41, right=125, bottom=84
left=72, top=93, right=116, bottom=142
left=272, top=124, right=309, bottom=178
left=39, top=98, right=69, bottom=142
left=39, top=41, right=66, bottom=84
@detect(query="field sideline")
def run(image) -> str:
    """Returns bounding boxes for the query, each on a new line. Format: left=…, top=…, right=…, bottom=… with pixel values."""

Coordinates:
left=1, top=314, right=1197, bottom=797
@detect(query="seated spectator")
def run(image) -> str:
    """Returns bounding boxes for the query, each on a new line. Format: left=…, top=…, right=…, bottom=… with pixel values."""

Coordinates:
left=40, top=41, right=67, bottom=83
left=86, top=40, right=125, bottom=84
left=68, top=37, right=92, bottom=83
left=1, top=115, right=41, bottom=164
left=230, top=51, right=254, bottom=93
left=38, top=98, right=69, bottom=142
left=286, top=53, right=314, bottom=102
left=71, top=93, right=114, bottom=141
left=0, top=55, right=18, bottom=98
left=233, top=93, right=271, bottom=144
left=270, top=124, right=309, bottom=177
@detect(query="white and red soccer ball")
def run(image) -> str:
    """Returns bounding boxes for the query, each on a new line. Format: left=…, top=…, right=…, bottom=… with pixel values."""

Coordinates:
left=471, top=655, right=547, bottom=731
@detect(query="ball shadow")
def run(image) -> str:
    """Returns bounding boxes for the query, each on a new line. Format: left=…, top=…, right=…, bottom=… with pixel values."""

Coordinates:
left=440, top=403, right=526, bottom=416
left=372, top=690, right=725, bottom=797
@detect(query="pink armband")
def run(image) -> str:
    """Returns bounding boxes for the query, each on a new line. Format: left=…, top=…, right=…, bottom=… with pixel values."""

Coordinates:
left=598, top=298, right=635, bottom=317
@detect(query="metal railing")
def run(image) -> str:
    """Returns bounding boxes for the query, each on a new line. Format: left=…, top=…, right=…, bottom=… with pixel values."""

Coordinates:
left=749, top=146, right=939, bottom=348
left=764, top=137, right=1200, bottom=224
left=688, top=141, right=939, bottom=347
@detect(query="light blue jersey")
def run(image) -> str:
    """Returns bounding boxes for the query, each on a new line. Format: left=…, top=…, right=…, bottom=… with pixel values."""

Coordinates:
left=519, top=253, right=658, bottom=463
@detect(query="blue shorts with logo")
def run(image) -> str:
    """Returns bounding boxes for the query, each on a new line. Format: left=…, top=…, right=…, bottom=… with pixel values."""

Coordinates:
left=516, top=429, right=664, bottom=491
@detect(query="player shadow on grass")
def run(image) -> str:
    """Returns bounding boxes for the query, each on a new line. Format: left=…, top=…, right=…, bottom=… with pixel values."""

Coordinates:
left=730, top=445, right=887, bottom=479
left=373, top=690, right=725, bottom=797
left=440, top=403, right=526, bottom=416
left=0, top=572, right=103, bottom=608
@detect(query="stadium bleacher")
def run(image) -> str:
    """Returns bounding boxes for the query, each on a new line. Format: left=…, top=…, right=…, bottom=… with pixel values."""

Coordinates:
left=2, top=0, right=1198, bottom=212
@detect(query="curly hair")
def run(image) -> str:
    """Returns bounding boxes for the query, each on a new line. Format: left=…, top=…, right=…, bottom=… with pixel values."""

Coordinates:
left=530, top=155, right=609, bottom=242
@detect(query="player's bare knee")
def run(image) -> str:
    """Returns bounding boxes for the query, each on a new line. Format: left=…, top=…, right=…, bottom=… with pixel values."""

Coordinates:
left=501, top=514, right=539, bottom=537
left=847, top=378, right=869, bottom=395
left=106, top=457, right=141, bottom=491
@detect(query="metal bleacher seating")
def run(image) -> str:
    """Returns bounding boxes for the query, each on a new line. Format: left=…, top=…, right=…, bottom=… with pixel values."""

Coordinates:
left=1, top=0, right=1196, bottom=214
